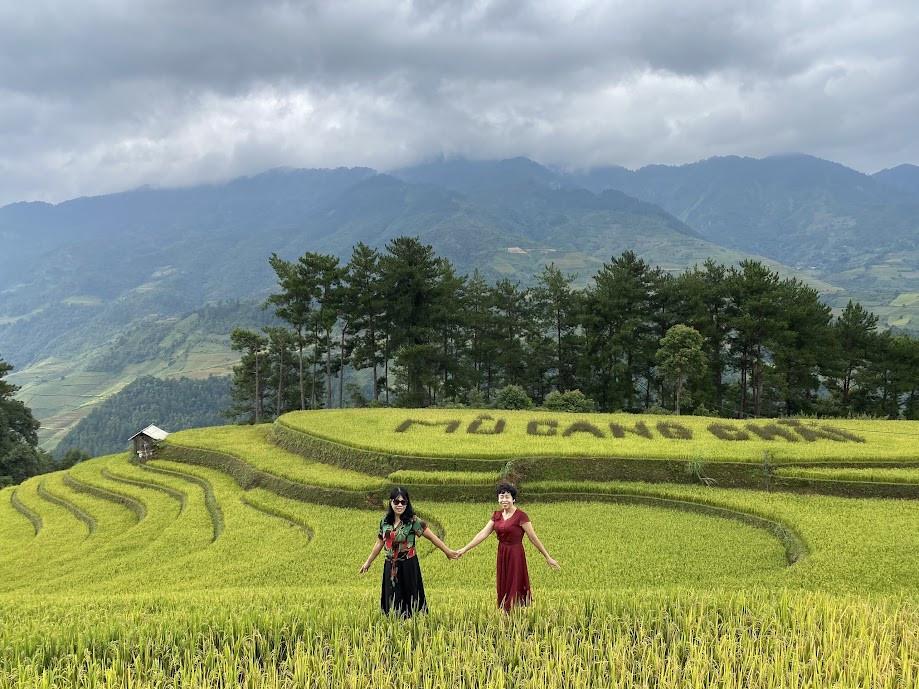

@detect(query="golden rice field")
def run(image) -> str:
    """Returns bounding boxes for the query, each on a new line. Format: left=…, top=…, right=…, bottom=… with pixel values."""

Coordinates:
left=279, top=408, right=919, bottom=463
left=1, top=412, right=918, bottom=688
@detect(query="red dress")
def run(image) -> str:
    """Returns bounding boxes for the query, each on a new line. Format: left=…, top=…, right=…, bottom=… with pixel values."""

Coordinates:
left=492, top=509, right=531, bottom=611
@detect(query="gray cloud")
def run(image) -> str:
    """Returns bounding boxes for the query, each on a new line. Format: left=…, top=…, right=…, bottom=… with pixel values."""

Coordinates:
left=0, top=0, right=917, bottom=204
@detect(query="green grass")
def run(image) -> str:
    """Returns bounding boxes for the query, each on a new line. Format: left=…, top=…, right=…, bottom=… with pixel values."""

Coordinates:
left=0, top=456, right=793, bottom=594
left=2, top=414, right=918, bottom=688
left=776, top=466, right=919, bottom=484
left=280, top=409, right=919, bottom=463
left=388, top=469, right=504, bottom=485
left=168, top=425, right=386, bottom=490
left=524, top=479, right=919, bottom=596
left=3, top=454, right=918, bottom=597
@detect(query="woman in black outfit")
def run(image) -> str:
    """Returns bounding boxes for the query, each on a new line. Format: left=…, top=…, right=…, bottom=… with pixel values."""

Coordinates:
left=360, top=486, right=457, bottom=617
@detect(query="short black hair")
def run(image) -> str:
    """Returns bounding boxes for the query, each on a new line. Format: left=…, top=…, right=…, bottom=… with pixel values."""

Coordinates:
left=384, top=486, right=416, bottom=524
left=495, top=482, right=518, bottom=500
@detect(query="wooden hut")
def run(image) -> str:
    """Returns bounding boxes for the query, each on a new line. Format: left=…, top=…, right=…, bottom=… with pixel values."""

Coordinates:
left=129, top=425, right=169, bottom=460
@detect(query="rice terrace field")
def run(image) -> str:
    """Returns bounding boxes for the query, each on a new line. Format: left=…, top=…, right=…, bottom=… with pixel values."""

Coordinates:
left=1, top=409, right=918, bottom=688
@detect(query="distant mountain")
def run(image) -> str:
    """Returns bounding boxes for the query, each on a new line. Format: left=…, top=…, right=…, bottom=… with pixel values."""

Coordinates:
left=563, top=154, right=917, bottom=267
left=394, top=156, right=561, bottom=196
left=2, top=154, right=917, bottom=448
left=0, top=166, right=376, bottom=315
left=560, top=154, right=919, bottom=325
left=6, top=301, right=275, bottom=448
left=873, top=164, right=919, bottom=195
left=0, top=162, right=751, bottom=371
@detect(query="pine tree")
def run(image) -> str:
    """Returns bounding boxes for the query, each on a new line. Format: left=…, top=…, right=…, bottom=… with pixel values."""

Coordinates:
left=228, top=329, right=269, bottom=423
left=380, top=237, right=442, bottom=406
left=830, top=300, right=879, bottom=412
left=266, top=254, right=315, bottom=410
left=346, top=243, right=385, bottom=402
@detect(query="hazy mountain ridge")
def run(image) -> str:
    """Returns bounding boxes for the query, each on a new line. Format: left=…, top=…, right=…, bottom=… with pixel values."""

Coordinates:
left=0, top=164, right=732, bottom=369
left=2, top=153, right=917, bottom=447
left=873, top=164, right=919, bottom=195
left=564, top=154, right=919, bottom=271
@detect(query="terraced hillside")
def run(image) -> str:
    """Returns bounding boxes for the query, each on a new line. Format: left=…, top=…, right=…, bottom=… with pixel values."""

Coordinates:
left=1, top=410, right=917, bottom=688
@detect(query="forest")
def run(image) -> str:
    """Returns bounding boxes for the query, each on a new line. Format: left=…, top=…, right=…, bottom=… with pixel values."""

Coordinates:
left=228, top=237, right=919, bottom=422
left=56, top=375, right=233, bottom=457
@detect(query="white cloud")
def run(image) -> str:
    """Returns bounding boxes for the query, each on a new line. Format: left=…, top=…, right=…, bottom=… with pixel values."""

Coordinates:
left=0, top=0, right=917, bottom=204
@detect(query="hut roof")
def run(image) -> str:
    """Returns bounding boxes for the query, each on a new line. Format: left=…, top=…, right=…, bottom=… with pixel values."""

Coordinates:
left=128, top=425, right=170, bottom=442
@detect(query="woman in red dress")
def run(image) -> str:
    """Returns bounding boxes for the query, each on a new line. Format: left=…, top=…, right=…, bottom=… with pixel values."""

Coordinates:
left=458, top=482, right=559, bottom=611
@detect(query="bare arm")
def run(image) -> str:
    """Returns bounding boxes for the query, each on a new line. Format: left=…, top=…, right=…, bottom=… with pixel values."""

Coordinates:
left=458, top=520, right=494, bottom=555
left=522, top=521, right=560, bottom=569
left=423, top=526, right=458, bottom=559
left=359, top=538, right=384, bottom=574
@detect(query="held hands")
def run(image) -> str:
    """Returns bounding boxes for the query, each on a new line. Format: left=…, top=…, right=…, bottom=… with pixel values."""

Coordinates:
left=358, top=561, right=371, bottom=574
left=546, top=556, right=560, bottom=570
left=445, top=548, right=460, bottom=560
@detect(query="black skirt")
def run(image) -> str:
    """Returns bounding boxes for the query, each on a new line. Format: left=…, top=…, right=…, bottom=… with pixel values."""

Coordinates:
left=381, top=556, right=427, bottom=617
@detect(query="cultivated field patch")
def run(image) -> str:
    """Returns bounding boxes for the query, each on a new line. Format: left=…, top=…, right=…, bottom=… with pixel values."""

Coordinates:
left=2, top=411, right=918, bottom=688
left=281, top=409, right=919, bottom=463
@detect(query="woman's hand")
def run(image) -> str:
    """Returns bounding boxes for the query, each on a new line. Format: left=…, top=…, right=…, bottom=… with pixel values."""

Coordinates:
left=359, top=561, right=372, bottom=574
left=456, top=546, right=467, bottom=558
left=545, top=556, right=560, bottom=570
left=445, top=548, right=459, bottom=560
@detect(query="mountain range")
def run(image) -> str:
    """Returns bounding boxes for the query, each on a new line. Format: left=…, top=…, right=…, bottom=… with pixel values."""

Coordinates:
left=1, top=154, right=916, bottom=448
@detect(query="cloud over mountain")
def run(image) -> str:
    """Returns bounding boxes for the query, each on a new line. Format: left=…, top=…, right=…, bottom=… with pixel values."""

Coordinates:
left=1, top=0, right=917, bottom=205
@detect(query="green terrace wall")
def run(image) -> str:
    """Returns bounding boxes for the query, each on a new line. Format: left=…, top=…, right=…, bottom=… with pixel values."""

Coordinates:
left=271, top=419, right=919, bottom=499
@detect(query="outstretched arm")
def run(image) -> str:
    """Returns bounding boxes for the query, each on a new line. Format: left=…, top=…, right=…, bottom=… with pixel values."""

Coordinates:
left=458, top=520, right=494, bottom=556
left=359, top=538, right=384, bottom=574
left=521, top=521, right=560, bottom=569
left=423, top=526, right=458, bottom=559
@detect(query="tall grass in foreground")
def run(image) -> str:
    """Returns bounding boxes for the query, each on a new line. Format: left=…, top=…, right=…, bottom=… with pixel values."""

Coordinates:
left=0, top=589, right=914, bottom=689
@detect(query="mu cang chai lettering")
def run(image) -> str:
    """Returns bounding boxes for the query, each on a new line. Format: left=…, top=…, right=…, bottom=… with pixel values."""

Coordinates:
left=394, top=416, right=866, bottom=443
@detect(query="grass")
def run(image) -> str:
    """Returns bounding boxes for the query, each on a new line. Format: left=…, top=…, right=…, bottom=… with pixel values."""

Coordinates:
left=388, top=469, right=504, bottom=485
left=168, top=425, right=386, bottom=490
left=0, top=590, right=914, bottom=688
left=1, top=414, right=918, bottom=688
left=3, top=454, right=917, bottom=597
left=776, top=466, right=919, bottom=484
left=280, top=409, right=919, bottom=463
left=0, top=456, right=793, bottom=594
left=523, top=479, right=919, bottom=596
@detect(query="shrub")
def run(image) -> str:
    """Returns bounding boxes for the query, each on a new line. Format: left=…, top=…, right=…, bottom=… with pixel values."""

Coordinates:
left=466, top=389, right=488, bottom=408
left=436, top=398, right=468, bottom=409
left=494, top=385, right=533, bottom=410
left=543, top=389, right=596, bottom=413
left=644, top=404, right=673, bottom=416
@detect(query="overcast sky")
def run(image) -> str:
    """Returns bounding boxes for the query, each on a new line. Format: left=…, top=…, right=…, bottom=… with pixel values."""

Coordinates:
left=1, top=0, right=917, bottom=205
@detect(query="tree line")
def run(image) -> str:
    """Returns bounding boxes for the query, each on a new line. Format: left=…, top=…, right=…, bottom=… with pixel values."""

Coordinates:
left=228, top=236, right=919, bottom=421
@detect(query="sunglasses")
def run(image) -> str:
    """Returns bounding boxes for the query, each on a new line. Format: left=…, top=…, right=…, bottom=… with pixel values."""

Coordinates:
left=391, top=499, right=407, bottom=506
